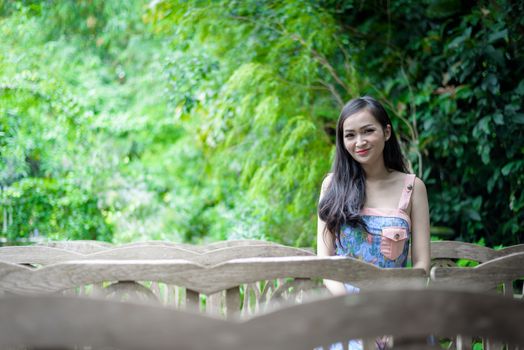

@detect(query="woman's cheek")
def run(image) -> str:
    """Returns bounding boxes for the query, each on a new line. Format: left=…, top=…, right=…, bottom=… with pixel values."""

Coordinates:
left=343, top=140, right=352, bottom=153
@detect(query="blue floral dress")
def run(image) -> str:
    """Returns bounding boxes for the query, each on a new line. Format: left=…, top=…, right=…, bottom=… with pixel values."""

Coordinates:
left=327, top=174, right=415, bottom=350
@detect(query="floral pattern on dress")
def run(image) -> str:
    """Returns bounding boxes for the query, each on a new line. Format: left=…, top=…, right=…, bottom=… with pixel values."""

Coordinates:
left=335, top=214, right=410, bottom=268
left=323, top=212, right=411, bottom=350
left=318, top=175, right=416, bottom=350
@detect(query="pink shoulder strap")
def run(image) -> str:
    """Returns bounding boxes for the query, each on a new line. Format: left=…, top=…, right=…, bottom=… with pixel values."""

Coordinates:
left=398, top=174, right=416, bottom=211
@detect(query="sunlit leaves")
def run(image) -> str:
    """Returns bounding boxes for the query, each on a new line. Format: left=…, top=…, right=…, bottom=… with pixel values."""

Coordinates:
left=1, top=0, right=522, bottom=246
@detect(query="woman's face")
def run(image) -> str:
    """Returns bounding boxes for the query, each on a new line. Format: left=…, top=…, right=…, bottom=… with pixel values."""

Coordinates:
left=342, top=110, right=391, bottom=167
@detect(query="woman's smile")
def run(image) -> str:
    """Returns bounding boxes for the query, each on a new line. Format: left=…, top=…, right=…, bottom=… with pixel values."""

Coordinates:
left=342, top=110, right=390, bottom=167
left=355, top=149, right=370, bottom=156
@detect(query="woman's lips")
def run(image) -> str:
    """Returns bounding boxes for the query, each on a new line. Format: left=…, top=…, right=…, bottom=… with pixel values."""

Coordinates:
left=356, top=149, right=370, bottom=155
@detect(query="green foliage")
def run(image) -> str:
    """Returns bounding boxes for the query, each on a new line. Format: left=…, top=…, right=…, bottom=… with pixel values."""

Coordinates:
left=0, top=1, right=155, bottom=242
left=143, top=0, right=341, bottom=245
left=1, top=178, right=112, bottom=241
left=324, top=0, right=524, bottom=245
left=0, top=0, right=522, bottom=246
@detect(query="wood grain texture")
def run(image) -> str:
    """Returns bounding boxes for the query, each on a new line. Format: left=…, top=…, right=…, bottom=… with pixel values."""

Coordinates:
left=37, top=240, right=113, bottom=253
left=0, top=245, right=83, bottom=265
left=226, top=287, right=241, bottom=319
left=430, top=252, right=524, bottom=292
left=185, top=289, right=200, bottom=312
left=0, top=256, right=427, bottom=295
left=120, top=239, right=282, bottom=253
left=431, top=241, right=524, bottom=262
left=0, top=259, right=202, bottom=294
left=101, top=281, right=160, bottom=304
left=239, top=288, right=524, bottom=350
left=0, top=243, right=313, bottom=266
left=23, top=240, right=524, bottom=263
left=34, top=239, right=281, bottom=253
left=0, top=288, right=522, bottom=350
left=192, top=256, right=427, bottom=294
left=0, top=294, right=230, bottom=350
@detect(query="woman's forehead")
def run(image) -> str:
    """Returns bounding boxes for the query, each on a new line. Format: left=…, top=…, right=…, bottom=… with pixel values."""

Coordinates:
left=343, top=110, right=379, bottom=130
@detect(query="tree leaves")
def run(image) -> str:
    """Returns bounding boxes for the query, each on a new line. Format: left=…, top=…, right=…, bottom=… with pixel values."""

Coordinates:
left=1, top=0, right=522, bottom=246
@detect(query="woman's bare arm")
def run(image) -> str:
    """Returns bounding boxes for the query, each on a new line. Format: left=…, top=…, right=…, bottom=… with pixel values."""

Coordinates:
left=317, top=174, right=348, bottom=295
left=410, top=177, right=431, bottom=274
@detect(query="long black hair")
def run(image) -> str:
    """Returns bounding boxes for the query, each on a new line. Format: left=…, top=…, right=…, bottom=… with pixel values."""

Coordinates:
left=318, top=96, right=407, bottom=243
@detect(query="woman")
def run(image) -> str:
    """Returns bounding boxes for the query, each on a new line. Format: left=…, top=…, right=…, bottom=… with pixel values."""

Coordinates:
left=316, top=96, right=430, bottom=348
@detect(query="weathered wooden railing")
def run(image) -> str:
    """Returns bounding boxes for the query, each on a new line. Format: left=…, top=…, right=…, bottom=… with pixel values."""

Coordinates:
left=429, top=254, right=524, bottom=350
left=0, top=240, right=319, bottom=317
left=0, top=240, right=314, bottom=266
left=6, top=239, right=522, bottom=265
left=430, top=240, right=524, bottom=266
left=2, top=240, right=523, bottom=303
left=38, top=238, right=294, bottom=253
left=430, top=252, right=524, bottom=298
left=0, top=256, right=426, bottom=318
left=429, top=240, right=524, bottom=299
left=429, top=242, right=524, bottom=350
left=1, top=239, right=523, bottom=349
left=0, top=288, right=522, bottom=350
left=5, top=239, right=522, bottom=265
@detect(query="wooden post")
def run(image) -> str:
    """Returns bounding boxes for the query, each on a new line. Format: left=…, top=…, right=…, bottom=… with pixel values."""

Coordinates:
left=185, top=288, right=200, bottom=312
left=225, top=287, right=240, bottom=319
left=206, top=291, right=222, bottom=317
left=456, top=334, right=472, bottom=350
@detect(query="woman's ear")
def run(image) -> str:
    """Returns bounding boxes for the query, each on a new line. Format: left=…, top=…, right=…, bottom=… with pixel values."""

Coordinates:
left=385, top=124, right=392, bottom=141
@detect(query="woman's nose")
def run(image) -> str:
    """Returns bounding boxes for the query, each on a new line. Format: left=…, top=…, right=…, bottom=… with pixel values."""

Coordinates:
left=356, top=135, right=367, bottom=146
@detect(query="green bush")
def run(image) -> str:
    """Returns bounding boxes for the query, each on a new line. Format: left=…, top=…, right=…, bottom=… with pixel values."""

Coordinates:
left=1, top=178, right=112, bottom=241
left=1, top=0, right=522, bottom=246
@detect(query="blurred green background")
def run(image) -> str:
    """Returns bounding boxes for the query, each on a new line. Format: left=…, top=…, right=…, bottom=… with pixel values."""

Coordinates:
left=1, top=0, right=522, bottom=247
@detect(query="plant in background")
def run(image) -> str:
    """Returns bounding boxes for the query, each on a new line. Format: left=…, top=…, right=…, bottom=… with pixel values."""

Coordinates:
left=1, top=0, right=522, bottom=246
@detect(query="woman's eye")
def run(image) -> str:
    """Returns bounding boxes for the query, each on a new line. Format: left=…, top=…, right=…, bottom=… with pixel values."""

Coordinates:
left=345, top=134, right=354, bottom=138
left=364, top=129, right=374, bottom=134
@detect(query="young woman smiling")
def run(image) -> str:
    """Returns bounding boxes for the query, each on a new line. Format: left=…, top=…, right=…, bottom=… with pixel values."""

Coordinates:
left=316, top=96, right=430, bottom=349
left=317, top=96, right=430, bottom=295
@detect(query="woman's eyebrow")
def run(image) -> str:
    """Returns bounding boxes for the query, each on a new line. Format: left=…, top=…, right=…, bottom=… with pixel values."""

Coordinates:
left=359, top=124, right=374, bottom=129
left=344, top=124, right=374, bottom=132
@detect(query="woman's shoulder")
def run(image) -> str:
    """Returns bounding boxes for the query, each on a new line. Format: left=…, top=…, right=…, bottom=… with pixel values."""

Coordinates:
left=388, top=172, right=426, bottom=199
left=397, top=172, right=426, bottom=190
left=412, top=175, right=427, bottom=196
left=386, top=170, right=409, bottom=186
left=320, top=173, right=333, bottom=193
left=402, top=173, right=428, bottom=206
left=323, top=172, right=334, bottom=182
left=390, top=171, right=426, bottom=187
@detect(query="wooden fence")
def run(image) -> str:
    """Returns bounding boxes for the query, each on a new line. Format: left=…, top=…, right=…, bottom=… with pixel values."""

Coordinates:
left=429, top=241, right=524, bottom=299
left=430, top=252, right=524, bottom=298
left=0, top=256, right=426, bottom=317
left=0, top=288, right=522, bottom=350
left=1, top=239, right=523, bottom=349
left=430, top=240, right=524, bottom=266
left=0, top=240, right=314, bottom=266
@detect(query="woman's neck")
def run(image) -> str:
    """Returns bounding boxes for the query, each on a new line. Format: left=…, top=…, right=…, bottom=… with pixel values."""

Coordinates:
left=362, top=161, right=390, bottom=181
